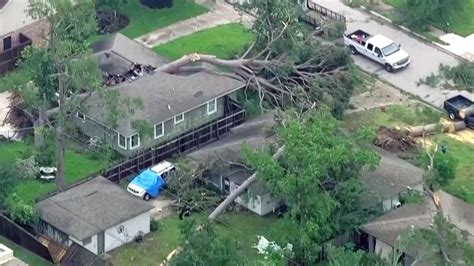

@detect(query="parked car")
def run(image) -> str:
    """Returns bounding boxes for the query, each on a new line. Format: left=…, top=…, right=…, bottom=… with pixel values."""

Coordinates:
left=344, top=29, right=410, bottom=72
left=443, top=95, right=474, bottom=128
left=127, top=161, right=176, bottom=201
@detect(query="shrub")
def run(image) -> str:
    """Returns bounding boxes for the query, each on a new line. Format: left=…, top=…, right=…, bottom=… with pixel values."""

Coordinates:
left=140, top=0, right=173, bottom=9
left=150, top=219, right=161, bottom=232
left=5, top=194, right=39, bottom=225
left=14, top=156, right=38, bottom=180
left=0, top=167, right=18, bottom=203
left=440, top=63, right=474, bottom=92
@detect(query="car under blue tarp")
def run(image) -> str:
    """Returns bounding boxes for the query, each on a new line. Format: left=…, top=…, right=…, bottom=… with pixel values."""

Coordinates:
left=130, top=169, right=165, bottom=198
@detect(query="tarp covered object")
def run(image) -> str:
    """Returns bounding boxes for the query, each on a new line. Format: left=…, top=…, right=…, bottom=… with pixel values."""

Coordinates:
left=130, top=169, right=164, bottom=198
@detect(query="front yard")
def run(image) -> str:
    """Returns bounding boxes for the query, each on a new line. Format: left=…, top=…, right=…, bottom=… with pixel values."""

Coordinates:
left=111, top=211, right=278, bottom=265
left=120, top=0, right=208, bottom=39
left=0, top=140, right=107, bottom=202
left=383, top=0, right=474, bottom=36
left=153, top=23, right=254, bottom=60
left=344, top=102, right=474, bottom=204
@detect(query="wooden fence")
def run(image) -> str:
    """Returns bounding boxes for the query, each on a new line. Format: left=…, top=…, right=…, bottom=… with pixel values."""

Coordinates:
left=38, top=103, right=246, bottom=201
left=0, top=33, right=32, bottom=74
left=0, top=214, right=54, bottom=263
left=307, top=1, right=347, bottom=24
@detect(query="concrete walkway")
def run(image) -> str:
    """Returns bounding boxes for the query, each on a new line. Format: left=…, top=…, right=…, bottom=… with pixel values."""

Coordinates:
left=313, top=0, right=473, bottom=108
left=135, top=1, right=254, bottom=48
left=438, top=33, right=474, bottom=62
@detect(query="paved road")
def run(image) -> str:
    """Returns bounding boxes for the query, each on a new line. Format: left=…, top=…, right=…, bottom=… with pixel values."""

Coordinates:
left=314, top=0, right=473, bottom=108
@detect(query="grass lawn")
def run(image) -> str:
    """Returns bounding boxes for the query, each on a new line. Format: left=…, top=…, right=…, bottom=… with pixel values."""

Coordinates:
left=433, top=135, right=474, bottom=204
left=96, top=0, right=207, bottom=41
left=384, top=0, right=474, bottom=36
left=0, top=236, right=52, bottom=266
left=344, top=103, right=441, bottom=132
left=153, top=23, right=254, bottom=60
left=344, top=103, right=474, bottom=204
left=0, top=140, right=107, bottom=202
left=111, top=211, right=278, bottom=265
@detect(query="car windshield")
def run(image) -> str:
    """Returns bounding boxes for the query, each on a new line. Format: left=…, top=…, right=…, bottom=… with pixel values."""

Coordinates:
left=382, top=43, right=399, bottom=56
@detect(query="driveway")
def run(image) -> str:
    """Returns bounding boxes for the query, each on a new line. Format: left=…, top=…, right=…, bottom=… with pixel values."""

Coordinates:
left=313, top=0, right=473, bottom=108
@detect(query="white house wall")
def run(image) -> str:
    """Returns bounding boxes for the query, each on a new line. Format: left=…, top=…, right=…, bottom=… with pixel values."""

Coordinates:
left=375, top=239, right=392, bottom=259
left=259, top=194, right=280, bottom=216
left=0, top=1, right=38, bottom=36
left=382, top=194, right=400, bottom=212
left=69, top=235, right=98, bottom=255
left=104, top=211, right=151, bottom=252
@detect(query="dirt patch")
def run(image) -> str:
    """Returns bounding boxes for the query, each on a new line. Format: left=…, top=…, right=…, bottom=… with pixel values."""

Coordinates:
left=375, top=126, right=417, bottom=153
left=96, top=11, right=130, bottom=35
left=347, top=79, right=411, bottom=114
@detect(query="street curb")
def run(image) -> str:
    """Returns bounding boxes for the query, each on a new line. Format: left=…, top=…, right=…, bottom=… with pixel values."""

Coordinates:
left=358, top=5, right=469, bottom=63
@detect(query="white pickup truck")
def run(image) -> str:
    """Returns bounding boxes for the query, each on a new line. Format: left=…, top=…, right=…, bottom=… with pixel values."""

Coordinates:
left=343, top=30, right=410, bottom=72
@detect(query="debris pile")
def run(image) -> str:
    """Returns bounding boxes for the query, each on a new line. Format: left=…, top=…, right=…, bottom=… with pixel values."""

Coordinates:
left=374, top=126, right=417, bottom=152
left=104, top=63, right=156, bottom=86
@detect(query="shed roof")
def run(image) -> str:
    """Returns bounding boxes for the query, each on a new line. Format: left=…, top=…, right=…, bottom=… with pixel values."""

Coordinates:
left=37, top=176, right=153, bottom=241
left=84, top=71, right=244, bottom=135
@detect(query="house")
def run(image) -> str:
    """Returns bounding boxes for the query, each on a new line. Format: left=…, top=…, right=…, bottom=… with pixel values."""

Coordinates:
left=360, top=190, right=474, bottom=265
left=76, top=33, right=246, bottom=156
left=36, top=176, right=153, bottom=255
left=0, top=0, right=48, bottom=74
left=361, top=147, right=424, bottom=212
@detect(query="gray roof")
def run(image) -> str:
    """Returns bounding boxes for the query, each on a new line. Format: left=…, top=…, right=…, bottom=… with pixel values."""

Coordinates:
left=92, top=33, right=167, bottom=74
left=37, top=176, right=153, bottom=241
left=362, top=147, right=424, bottom=200
left=84, top=71, right=245, bottom=135
left=362, top=190, right=474, bottom=258
left=361, top=197, right=436, bottom=247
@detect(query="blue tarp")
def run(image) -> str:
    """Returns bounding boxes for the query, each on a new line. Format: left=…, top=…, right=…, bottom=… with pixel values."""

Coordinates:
left=130, top=169, right=165, bottom=198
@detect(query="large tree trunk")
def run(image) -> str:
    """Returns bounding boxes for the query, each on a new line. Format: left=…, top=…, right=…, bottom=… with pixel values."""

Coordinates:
left=208, top=145, right=285, bottom=220
left=55, top=75, right=66, bottom=190
left=34, top=95, right=49, bottom=149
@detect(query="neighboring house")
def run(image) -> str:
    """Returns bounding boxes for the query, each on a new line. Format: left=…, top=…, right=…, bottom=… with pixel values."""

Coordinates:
left=37, top=176, right=153, bottom=255
left=209, top=167, right=280, bottom=216
left=361, top=190, right=474, bottom=265
left=361, top=147, right=424, bottom=213
left=0, top=0, right=48, bottom=74
left=76, top=33, right=246, bottom=156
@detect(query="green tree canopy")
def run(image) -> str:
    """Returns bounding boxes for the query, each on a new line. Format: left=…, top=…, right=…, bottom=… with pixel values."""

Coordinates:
left=242, top=109, right=379, bottom=264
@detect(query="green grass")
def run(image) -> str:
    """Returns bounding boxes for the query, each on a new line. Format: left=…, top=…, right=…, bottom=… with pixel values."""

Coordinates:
left=0, top=140, right=107, bottom=202
left=434, top=135, right=474, bottom=204
left=344, top=103, right=442, bottom=132
left=111, top=211, right=279, bottom=265
left=153, top=23, right=254, bottom=60
left=0, top=236, right=52, bottom=266
left=89, top=0, right=208, bottom=43
left=384, top=0, right=474, bottom=36
left=344, top=103, right=474, bottom=204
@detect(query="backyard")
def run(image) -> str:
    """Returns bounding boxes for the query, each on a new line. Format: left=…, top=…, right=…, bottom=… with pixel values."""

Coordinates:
left=383, top=0, right=474, bottom=36
left=0, top=140, right=107, bottom=202
left=153, top=23, right=254, bottom=60
left=111, top=211, right=279, bottom=265
left=344, top=102, right=474, bottom=204
left=0, top=236, right=52, bottom=266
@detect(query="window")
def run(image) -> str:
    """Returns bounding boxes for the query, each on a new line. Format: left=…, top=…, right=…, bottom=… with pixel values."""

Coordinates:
left=83, top=237, right=92, bottom=246
left=129, top=133, right=140, bottom=150
left=374, top=47, right=382, bottom=57
left=3, top=36, right=12, bottom=51
left=207, top=99, right=217, bottom=115
left=154, top=122, right=164, bottom=139
left=118, top=133, right=126, bottom=149
left=367, top=43, right=374, bottom=51
left=76, top=112, right=85, bottom=120
left=174, top=113, right=184, bottom=124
